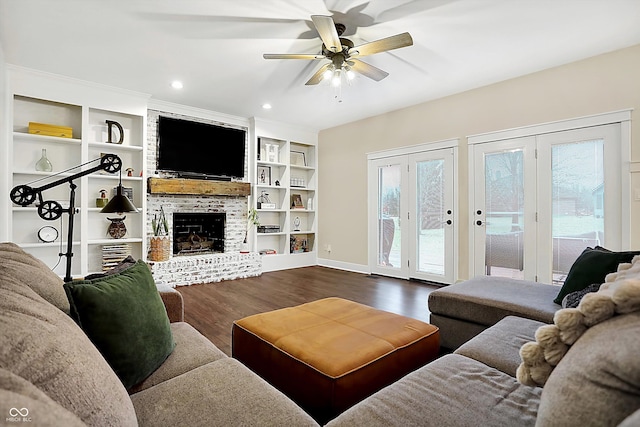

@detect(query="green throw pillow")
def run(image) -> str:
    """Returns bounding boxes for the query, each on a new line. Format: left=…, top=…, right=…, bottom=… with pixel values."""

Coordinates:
left=64, top=260, right=176, bottom=389
left=553, top=247, right=640, bottom=305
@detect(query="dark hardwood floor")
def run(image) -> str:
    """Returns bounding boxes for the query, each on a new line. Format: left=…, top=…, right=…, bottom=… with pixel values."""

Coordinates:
left=176, top=266, right=440, bottom=356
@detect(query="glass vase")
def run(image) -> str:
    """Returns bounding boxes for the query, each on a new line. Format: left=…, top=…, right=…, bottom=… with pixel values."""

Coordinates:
left=35, top=148, right=53, bottom=172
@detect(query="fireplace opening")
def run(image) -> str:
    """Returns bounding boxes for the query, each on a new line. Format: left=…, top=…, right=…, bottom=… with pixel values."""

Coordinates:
left=173, top=212, right=225, bottom=255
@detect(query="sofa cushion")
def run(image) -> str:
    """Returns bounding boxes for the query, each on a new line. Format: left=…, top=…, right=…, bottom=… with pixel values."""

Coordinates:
left=64, top=259, right=176, bottom=389
left=129, top=322, right=227, bottom=393
left=0, top=242, right=69, bottom=313
left=327, top=353, right=541, bottom=427
left=536, top=312, right=640, bottom=427
left=0, top=270, right=137, bottom=426
left=553, top=246, right=640, bottom=304
left=131, top=358, right=318, bottom=426
left=561, top=282, right=601, bottom=308
left=428, top=276, right=559, bottom=326
left=0, top=369, right=86, bottom=427
left=455, top=316, right=545, bottom=377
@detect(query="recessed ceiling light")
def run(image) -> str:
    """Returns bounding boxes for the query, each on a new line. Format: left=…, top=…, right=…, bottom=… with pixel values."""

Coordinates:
left=262, top=103, right=272, bottom=110
left=171, top=81, right=183, bottom=89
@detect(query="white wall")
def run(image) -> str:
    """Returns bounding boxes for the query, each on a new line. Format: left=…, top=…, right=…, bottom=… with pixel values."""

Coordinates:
left=318, top=44, right=640, bottom=279
left=0, top=43, right=8, bottom=241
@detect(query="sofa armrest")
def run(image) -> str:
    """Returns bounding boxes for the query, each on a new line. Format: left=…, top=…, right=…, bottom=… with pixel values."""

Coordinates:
left=158, top=287, right=184, bottom=323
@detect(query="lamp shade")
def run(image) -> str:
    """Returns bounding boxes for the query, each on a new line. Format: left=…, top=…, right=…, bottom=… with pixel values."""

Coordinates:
left=101, top=184, right=138, bottom=214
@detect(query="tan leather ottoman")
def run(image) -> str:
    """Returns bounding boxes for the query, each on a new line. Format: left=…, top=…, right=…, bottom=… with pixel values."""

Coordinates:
left=232, top=297, right=440, bottom=423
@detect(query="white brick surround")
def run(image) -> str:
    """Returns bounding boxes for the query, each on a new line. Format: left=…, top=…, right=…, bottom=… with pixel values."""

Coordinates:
left=148, top=252, right=261, bottom=287
left=146, top=109, right=261, bottom=285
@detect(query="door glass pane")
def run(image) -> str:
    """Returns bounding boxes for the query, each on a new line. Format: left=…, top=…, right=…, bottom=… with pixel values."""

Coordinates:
left=552, top=140, right=604, bottom=283
left=484, top=150, right=525, bottom=279
left=416, top=159, right=445, bottom=275
left=377, top=165, right=401, bottom=268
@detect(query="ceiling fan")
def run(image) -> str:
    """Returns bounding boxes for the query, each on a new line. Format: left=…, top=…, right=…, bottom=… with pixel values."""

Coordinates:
left=263, top=15, right=413, bottom=86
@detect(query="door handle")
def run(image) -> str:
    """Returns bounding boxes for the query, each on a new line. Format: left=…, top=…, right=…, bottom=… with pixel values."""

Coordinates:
left=444, top=220, right=452, bottom=225
left=476, top=220, right=483, bottom=226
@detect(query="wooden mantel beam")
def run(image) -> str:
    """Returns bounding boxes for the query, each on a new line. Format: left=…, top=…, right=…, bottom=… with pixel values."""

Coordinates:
left=148, top=177, right=251, bottom=197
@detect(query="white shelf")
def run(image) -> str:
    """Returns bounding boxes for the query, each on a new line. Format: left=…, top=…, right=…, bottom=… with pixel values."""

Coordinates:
left=89, top=174, right=143, bottom=181
left=13, top=170, right=74, bottom=177
left=257, top=160, right=287, bottom=167
left=290, top=165, right=315, bottom=171
left=8, top=88, right=147, bottom=278
left=253, top=127, right=317, bottom=266
left=88, top=238, right=143, bottom=245
left=13, top=131, right=82, bottom=145
left=257, top=208, right=287, bottom=213
left=20, top=241, right=80, bottom=248
left=256, top=184, right=284, bottom=190
left=88, top=141, right=143, bottom=152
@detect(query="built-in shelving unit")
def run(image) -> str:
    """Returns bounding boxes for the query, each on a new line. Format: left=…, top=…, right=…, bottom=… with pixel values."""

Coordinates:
left=6, top=68, right=149, bottom=279
left=251, top=118, right=318, bottom=272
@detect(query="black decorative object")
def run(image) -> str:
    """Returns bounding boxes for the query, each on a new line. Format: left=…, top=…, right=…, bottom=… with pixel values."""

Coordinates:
left=106, top=120, right=124, bottom=144
left=9, top=154, right=135, bottom=282
left=102, top=173, right=138, bottom=215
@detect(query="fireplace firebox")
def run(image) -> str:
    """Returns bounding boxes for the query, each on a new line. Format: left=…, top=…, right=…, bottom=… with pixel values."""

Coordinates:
left=173, top=212, right=225, bottom=255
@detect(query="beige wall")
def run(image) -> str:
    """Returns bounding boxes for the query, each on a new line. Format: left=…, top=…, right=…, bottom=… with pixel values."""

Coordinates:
left=318, top=44, right=640, bottom=278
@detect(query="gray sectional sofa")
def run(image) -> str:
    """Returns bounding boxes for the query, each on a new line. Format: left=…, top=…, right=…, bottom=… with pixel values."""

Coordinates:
left=328, top=311, right=640, bottom=427
left=0, top=242, right=317, bottom=426
left=3, top=241, right=639, bottom=426
left=328, top=260, right=640, bottom=426
left=428, top=275, right=560, bottom=349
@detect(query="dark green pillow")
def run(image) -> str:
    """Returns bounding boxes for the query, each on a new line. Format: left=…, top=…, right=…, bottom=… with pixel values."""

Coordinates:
left=553, top=247, right=640, bottom=304
left=64, top=260, right=175, bottom=389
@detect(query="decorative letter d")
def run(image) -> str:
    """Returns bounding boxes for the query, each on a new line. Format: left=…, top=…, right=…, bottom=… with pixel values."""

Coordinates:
left=106, top=120, right=124, bottom=144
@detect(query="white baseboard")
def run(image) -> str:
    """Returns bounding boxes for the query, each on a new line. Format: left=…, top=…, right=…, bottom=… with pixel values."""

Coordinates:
left=317, top=258, right=370, bottom=275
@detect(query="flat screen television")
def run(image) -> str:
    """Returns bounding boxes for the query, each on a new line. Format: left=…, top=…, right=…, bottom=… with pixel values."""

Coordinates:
left=157, top=116, right=246, bottom=179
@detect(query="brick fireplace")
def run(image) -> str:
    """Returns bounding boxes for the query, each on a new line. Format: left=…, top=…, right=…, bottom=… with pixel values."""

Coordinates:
left=173, top=212, right=225, bottom=255
left=145, top=109, right=261, bottom=286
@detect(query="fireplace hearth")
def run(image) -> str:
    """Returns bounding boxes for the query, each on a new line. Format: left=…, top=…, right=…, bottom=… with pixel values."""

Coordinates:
left=173, top=212, right=225, bottom=255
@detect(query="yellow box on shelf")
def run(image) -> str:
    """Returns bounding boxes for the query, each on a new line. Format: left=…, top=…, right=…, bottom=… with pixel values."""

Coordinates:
left=28, top=122, right=73, bottom=138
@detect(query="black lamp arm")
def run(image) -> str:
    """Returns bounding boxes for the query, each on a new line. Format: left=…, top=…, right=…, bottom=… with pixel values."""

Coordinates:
left=8, top=154, right=122, bottom=283
left=10, top=154, right=122, bottom=209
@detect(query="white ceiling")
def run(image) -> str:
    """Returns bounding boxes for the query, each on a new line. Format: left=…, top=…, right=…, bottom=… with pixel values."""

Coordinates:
left=2, top=0, right=640, bottom=131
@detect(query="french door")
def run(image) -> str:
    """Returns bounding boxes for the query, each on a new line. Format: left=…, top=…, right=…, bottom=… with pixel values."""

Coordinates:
left=470, top=123, right=621, bottom=283
left=471, top=137, right=537, bottom=281
left=368, top=145, right=457, bottom=284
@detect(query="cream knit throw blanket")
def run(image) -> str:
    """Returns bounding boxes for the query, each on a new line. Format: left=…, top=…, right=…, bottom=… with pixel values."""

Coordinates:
left=517, top=255, right=640, bottom=387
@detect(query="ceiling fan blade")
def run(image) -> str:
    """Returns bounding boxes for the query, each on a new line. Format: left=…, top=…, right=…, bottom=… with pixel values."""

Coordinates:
left=305, top=64, right=331, bottom=85
left=311, top=15, right=342, bottom=53
left=263, top=53, right=324, bottom=60
left=350, top=59, right=389, bottom=81
left=348, top=32, right=413, bottom=57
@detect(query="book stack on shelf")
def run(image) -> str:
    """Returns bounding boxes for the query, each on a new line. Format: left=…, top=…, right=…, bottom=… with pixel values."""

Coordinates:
left=102, top=243, right=132, bottom=271
left=290, top=235, right=309, bottom=253
left=258, top=225, right=281, bottom=234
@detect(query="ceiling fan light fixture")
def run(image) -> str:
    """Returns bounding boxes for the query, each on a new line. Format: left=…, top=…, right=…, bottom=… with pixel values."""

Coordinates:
left=263, top=15, right=413, bottom=90
left=331, top=70, right=342, bottom=87
left=345, top=67, right=356, bottom=81
left=323, top=66, right=334, bottom=81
